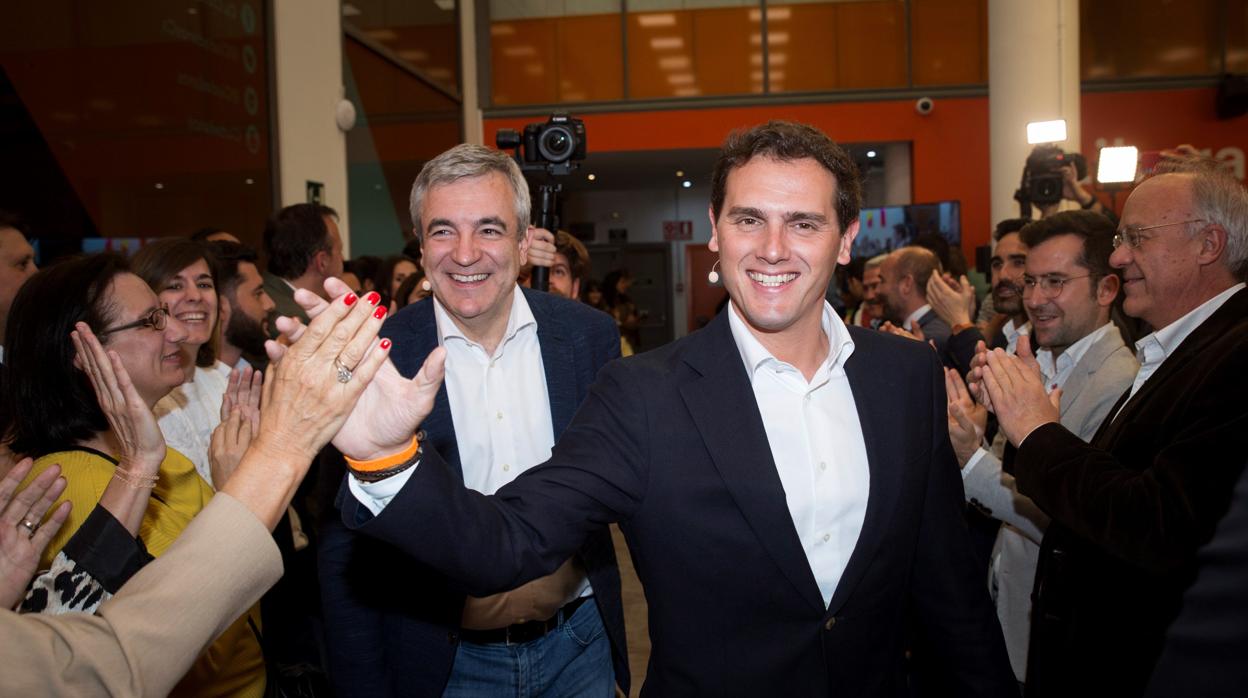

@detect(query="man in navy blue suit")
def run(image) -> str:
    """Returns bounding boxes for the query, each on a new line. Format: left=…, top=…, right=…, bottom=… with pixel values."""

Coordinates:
left=317, top=144, right=629, bottom=697
left=302, top=122, right=1014, bottom=696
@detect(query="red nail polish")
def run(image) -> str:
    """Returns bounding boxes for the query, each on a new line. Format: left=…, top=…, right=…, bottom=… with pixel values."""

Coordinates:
left=365, top=291, right=381, bottom=306
left=380, top=338, right=391, bottom=350
left=343, top=293, right=358, bottom=306
left=374, top=305, right=388, bottom=320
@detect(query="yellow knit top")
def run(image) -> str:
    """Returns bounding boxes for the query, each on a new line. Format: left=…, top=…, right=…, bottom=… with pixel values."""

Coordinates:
left=24, top=447, right=266, bottom=698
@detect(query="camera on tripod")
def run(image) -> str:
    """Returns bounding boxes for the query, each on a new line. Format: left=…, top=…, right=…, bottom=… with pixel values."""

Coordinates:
left=496, top=113, right=587, bottom=176
left=1019, top=145, right=1087, bottom=206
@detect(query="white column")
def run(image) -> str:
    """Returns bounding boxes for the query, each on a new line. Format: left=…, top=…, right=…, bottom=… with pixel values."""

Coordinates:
left=272, top=0, right=350, bottom=252
left=989, top=0, right=1080, bottom=225
left=460, top=0, right=484, bottom=145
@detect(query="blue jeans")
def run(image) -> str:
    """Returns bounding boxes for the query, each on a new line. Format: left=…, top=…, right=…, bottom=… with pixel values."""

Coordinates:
left=442, top=597, right=615, bottom=698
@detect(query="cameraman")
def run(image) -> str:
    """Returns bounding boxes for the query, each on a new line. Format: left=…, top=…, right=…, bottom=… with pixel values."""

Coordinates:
left=1040, top=158, right=1107, bottom=218
left=1024, top=145, right=1110, bottom=220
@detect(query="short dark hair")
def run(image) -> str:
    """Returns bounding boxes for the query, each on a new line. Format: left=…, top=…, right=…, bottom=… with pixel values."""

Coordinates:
left=208, top=240, right=260, bottom=299
left=2, top=254, right=128, bottom=457
left=844, top=256, right=868, bottom=282
left=710, top=121, right=861, bottom=233
left=392, top=269, right=427, bottom=311
left=131, top=238, right=219, bottom=367
left=1018, top=210, right=1118, bottom=284
left=555, top=231, right=590, bottom=282
left=993, top=218, right=1029, bottom=243
left=263, top=203, right=338, bottom=279
left=0, top=209, right=32, bottom=239
left=190, top=227, right=225, bottom=242
left=378, top=254, right=418, bottom=307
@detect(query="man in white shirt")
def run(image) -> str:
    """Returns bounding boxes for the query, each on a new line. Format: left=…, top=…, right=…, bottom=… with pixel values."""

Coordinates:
left=950, top=210, right=1138, bottom=683
left=875, top=245, right=952, bottom=354
left=980, top=168, right=1248, bottom=697
left=318, top=144, right=628, bottom=698
left=299, top=122, right=1014, bottom=695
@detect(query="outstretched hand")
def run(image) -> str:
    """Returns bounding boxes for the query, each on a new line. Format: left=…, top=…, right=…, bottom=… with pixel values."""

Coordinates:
left=71, top=323, right=166, bottom=476
left=0, top=459, right=70, bottom=609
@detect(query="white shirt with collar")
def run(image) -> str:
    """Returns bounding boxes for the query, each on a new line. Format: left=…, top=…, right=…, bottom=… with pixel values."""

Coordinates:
left=350, top=288, right=556, bottom=505
left=1126, top=282, right=1246, bottom=403
left=1001, top=318, right=1031, bottom=355
left=902, top=304, right=932, bottom=332
left=1035, top=322, right=1114, bottom=393
left=727, top=300, right=870, bottom=608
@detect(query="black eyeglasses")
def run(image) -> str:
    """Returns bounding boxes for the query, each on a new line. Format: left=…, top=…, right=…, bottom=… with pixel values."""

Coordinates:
left=1022, top=274, right=1093, bottom=298
left=98, top=306, right=170, bottom=338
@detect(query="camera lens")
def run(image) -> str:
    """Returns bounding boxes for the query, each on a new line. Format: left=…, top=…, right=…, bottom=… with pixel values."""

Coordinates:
left=539, top=126, right=574, bottom=162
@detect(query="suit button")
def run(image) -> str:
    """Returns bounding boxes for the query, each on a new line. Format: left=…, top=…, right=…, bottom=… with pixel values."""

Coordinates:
left=824, top=617, right=837, bottom=631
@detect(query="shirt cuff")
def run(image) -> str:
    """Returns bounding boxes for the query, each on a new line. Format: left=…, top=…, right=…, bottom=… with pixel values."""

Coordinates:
left=61, top=506, right=153, bottom=593
left=961, top=447, right=989, bottom=481
left=348, top=461, right=419, bottom=516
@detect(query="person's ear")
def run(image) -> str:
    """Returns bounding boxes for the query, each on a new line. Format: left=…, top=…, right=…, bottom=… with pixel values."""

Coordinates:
left=1096, top=273, right=1120, bottom=307
left=219, top=295, right=234, bottom=328
left=1196, top=223, right=1229, bottom=267
left=708, top=205, right=720, bottom=253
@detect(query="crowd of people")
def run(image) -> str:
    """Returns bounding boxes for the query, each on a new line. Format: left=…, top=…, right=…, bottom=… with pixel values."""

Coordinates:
left=0, top=121, right=1245, bottom=698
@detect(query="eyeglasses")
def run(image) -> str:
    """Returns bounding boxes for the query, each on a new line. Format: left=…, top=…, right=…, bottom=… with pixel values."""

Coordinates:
left=98, top=306, right=169, bottom=337
left=1112, top=219, right=1205, bottom=250
left=1022, top=274, right=1092, bottom=298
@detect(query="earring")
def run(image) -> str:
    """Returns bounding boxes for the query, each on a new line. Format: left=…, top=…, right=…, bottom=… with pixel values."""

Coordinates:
left=707, top=260, right=721, bottom=285
left=420, top=278, right=433, bottom=292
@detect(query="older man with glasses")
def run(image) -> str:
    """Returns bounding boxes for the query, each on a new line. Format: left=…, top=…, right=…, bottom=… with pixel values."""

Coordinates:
left=977, top=168, right=1248, bottom=698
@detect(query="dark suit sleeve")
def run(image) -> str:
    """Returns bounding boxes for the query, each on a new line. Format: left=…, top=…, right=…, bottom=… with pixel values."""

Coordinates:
left=343, top=359, right=649, bottom=597
left=1015, top=339, right=1248, bottom=572
left=908, top=351, right=1016, bottom=695
left=946, top=327, right=986, bottom=377
left=1145, top=460, right=1248, bottom=698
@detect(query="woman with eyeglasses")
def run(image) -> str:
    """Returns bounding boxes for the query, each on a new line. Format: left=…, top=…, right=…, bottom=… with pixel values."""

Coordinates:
left=1, top=253, right=266, bottom=698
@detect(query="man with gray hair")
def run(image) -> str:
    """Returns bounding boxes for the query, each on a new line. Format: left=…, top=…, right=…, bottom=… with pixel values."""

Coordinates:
left=980, top=168, right=1248, bottom=697
left=318, top=143, right=629, bottom=697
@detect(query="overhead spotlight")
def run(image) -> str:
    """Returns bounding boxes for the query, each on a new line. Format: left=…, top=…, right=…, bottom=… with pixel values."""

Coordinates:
left=1097, top=146, right=1139, bottom=184
left=866, top=150, right=877, bottom=158
left=154, top=182, right=164, bottom=190
left=245, top=177, right=254, bottom=185
left=1026, top=119, right=1067, bottom=145
left=587, top=173, right=596, bottom=181
left=682, top=180, right=692, bottom=189
left=675, top=170, right=684, bottom=177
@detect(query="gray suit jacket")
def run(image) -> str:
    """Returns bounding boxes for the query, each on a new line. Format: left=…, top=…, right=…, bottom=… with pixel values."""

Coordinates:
left=963, top=324, right=1138, bottom=680
left=263, top=271, right=310, bottom=339
left=0, top=494, right=281, bottom=697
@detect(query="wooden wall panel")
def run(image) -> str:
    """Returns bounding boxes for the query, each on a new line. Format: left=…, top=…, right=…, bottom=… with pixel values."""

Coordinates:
left=772, top=3, right=839, bottom=93
left=1081, top=0, right=1220, bottom=79
left=491, top=18, right=558, bottom=105
left=557, top=14, right=624, bottom=102
left=691, top=7, right=760, bottom=96
left=835, top=1, right=907, bottom=89
left=627, top=11, right=697, bottom=99
left=911, top=0, right=986, bottom=85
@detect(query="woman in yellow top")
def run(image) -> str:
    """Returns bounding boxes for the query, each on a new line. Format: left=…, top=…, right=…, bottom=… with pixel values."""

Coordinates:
left=2, top=253, right=266, bottom=698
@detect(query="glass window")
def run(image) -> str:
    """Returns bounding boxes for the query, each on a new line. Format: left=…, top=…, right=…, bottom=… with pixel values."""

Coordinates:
left=490, top=1, right=623, bottom=105
left=911, top=0, right=987, bottom=86
left=1081, top=0, right=1221, bottom=79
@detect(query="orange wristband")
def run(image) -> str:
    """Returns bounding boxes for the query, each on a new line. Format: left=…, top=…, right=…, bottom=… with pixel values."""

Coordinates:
left=345, top=435, right=421, bottom=473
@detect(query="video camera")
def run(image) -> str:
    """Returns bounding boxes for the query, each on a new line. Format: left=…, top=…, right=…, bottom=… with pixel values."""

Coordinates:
left=1015, top=145, right=1087, bottom=216
left=495, top=113, right=588, bottom=290
left=496, top=113, right=587, bottom=177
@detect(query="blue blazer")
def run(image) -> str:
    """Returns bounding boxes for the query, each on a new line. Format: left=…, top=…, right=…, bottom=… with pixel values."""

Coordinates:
left=319, top=288, right=628, bottom=697
left=341, top=308, right=1015, bottom=696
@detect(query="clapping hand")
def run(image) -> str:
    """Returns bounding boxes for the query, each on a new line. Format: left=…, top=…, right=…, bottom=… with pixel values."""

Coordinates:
left=0, top=459, right=70, bottom=609
left=944, top=368, right=987, bottom=468
left=210, top=367, right=263, bottom=487
left=264, top=280, right=445, bottom=462
left=980, top=348, right=1061, bottom=447
left=927, top=273, right=976, bottom=328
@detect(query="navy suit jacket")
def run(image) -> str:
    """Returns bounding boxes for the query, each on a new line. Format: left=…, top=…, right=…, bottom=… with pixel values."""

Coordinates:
left=319, top=288, right=628, bottom=697
left=341, top=309, right=1015, bottom=696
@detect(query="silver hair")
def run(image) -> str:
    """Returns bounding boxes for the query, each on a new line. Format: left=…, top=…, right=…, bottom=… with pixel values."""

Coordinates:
left=864, top=253, right=888, bottom=270
left=408, top=144, right=531, bottom=242
left=1187, top=170, right=1248, bottom=281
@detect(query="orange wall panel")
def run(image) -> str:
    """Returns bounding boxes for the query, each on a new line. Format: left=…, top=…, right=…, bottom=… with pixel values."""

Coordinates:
left=835, top=1, right=907, bottom=89
left=627, top=11, right=696, bottom=99
left=557, top=14, right=623, bottom=102
left=491, top=18, right=558, bottom=105
left=691, top=7, right=760, bottom=96
left=911, top=0, right=987, bottom=85
left=771, top=4, right=838, bottom=93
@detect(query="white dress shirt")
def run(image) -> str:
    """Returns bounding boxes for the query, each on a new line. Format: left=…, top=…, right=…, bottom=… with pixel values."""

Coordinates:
left=1001, top=319, right=1030, bottom=355
left=1125, top=283, right=1245, bottom=403
left=727, top=300, right=870, bottom=608
left=1034, top=322, right=1114, bottom=393
left=154, top=361, right=230, bottom=487
left=903, top=304, right=932, bottom=332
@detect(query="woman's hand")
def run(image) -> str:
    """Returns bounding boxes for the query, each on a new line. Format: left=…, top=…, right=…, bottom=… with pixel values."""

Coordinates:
left=71, top=322, right=165, bottom=476
left=221, top=366, right=263, bottom=435
left=0, top=459, right=70, bottom=609
left=209, top=408, right=252, bottom=489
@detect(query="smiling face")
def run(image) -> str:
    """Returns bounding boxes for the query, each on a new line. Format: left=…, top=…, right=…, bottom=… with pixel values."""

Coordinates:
left=991, top=232, right=1028, bottom=316
left=1024, top=233, right=1115, bottom=354
left=101, top=273, right=189, bottom=406
left=419, top=172, right=531, bottom=339
left=708, top=156, right=856, bottom=338
left=1110, top=175, right=1209, bottom=331
left=157, top=258, right=217, bottom=351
